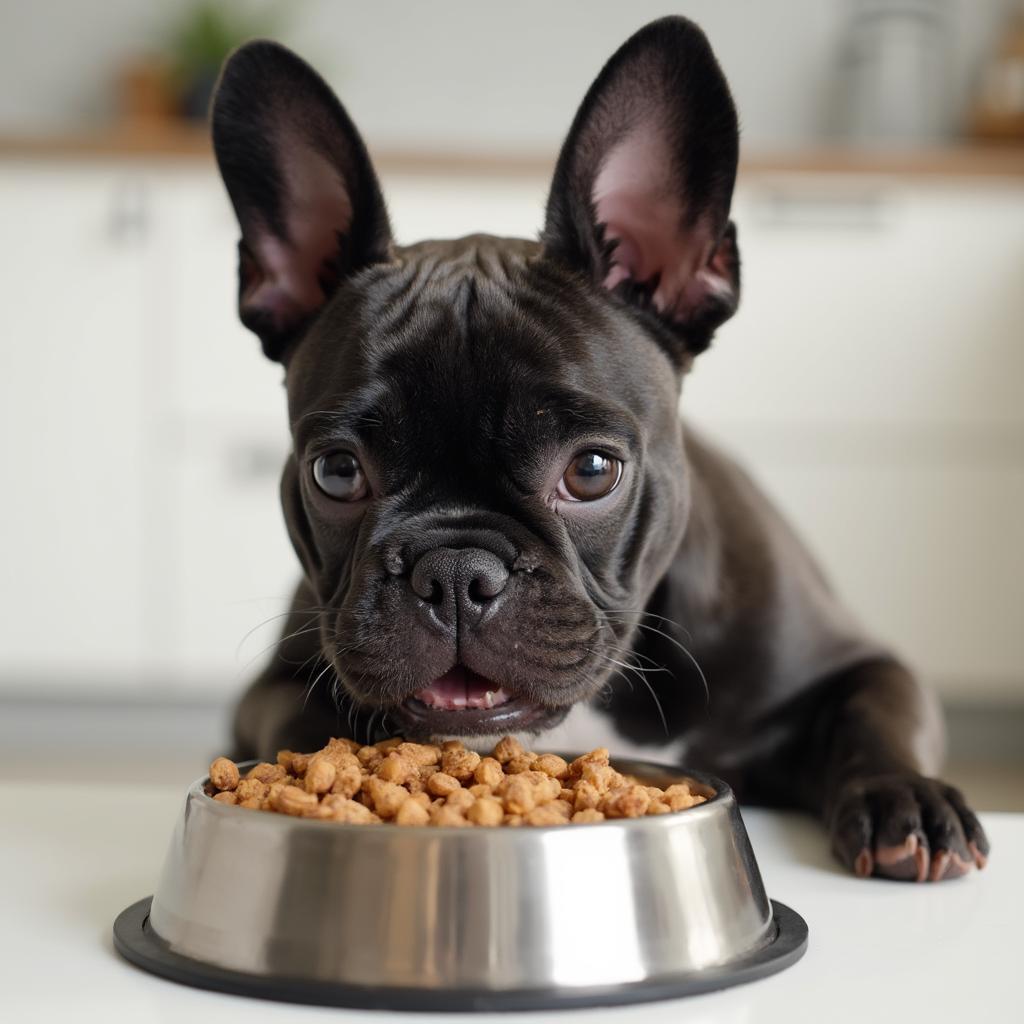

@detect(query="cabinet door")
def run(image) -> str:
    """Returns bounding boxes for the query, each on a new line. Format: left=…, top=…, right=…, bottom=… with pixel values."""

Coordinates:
left=0, top=164, right=153, bottom=687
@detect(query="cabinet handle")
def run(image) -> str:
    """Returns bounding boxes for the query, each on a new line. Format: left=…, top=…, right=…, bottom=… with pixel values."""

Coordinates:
left=748, top=188, right=893, bottom=230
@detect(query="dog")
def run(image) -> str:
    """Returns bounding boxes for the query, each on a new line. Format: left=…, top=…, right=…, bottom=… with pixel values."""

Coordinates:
left=210, top=17, right=988, bottom=882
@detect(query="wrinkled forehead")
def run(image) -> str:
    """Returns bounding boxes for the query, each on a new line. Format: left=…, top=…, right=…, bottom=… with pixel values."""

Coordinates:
left=286, top=250, right=674, bottom=453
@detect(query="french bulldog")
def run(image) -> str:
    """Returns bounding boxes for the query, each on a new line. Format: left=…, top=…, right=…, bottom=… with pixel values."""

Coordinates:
left=211, top=17, right=988, bottom=882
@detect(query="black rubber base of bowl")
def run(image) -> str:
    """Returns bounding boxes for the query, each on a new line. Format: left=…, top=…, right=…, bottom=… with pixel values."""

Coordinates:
left=113, top=897, right=807, bottom=1012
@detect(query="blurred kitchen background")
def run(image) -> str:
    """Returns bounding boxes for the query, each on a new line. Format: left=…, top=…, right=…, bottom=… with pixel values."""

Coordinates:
left=1, top=1, right=1022, bottom=807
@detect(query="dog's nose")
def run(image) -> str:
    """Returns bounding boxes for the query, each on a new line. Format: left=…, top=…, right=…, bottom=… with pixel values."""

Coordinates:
left=410, top=547, right=510, bottom=626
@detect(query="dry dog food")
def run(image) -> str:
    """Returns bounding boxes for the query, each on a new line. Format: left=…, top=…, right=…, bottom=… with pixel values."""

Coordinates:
left=205, top=736, right=707, bottom=827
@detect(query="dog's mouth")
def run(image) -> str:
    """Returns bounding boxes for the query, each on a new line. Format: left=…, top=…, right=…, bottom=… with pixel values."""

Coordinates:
left=395, top=663, right=553, bottom=737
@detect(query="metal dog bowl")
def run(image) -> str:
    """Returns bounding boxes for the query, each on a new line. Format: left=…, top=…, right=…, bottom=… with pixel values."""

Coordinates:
left=114, top=757, right=807, bottom=1011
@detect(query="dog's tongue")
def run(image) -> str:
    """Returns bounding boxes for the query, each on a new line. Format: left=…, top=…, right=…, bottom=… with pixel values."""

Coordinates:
left=415, top=666, right=510, bottom=711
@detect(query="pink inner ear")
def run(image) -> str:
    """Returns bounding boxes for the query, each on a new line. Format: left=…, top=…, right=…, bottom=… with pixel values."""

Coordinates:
left=242, top=138, right=354, bottom=334
left=593, top=121, right=731, bottom=322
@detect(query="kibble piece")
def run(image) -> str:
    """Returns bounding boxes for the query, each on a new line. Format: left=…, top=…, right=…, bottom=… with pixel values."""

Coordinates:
left=569, top=748, right=610, bottom=778
left=603, top=785, right=651, bottom=819
left=209, top=757, right=240, bottom=791
left=525, top=805, right=568, bottom=826
left=246, top=761, right=288, bottom=785
left=572, top=780, right=601, bottom=811
left=467, top=797, right=504, bottom=826
left=492, top=736, right=523, bottom=764
left=504, top=753, right=535, bottom=775
left=647, top=799, right=670, bottom=815
left=377, top=737, right=404, bottom=752
left=357, top=745, right=383, bottom=768
left=446, top=789, right=475, bottom=813
left=288, top=752, right=311, bottom=777
left=304, top=756, right=337, bottom=795
left=366, top=778, right=410, bottom=819
left=376, top=753, right=415, bottom=785
left=531, top=754, right=569, bottom=780
left=272, top=784, right=319, bottom=817
left=441, top=739, right=465, bottom=753
left=238, top=797, right=263, bottom=809
left=397, top=742, right=441, bottom=767
left=235, top=778, right=269, bottom=803
left=426, top=772, right=461, bottom=798
left=441, top=747, right=481, bottom=781
left=395, top=798, right=430, bottom=826
left=410, top=791, right=431, bottom=809
left=330, top=765, right=362, bottom=799
left=213, top=790, right=238, bottom=805
left=548, top=799, right=574, bottom=819
left=430, top=803, right=469, bottom=827
left=502, top=777, right=536, bottom=815
left=580, top=762, right=619, bottom=793
left=473, top=757, right=504, bottom=788
left=503, top=814, right=524, bottom=826
left=326, top=797, right=380, bottom=824
left=571, top=808, right=605, bottom=824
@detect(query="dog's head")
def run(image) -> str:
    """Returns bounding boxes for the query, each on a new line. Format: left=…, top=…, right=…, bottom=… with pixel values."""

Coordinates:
left=211, top=17, right=739, bottom=739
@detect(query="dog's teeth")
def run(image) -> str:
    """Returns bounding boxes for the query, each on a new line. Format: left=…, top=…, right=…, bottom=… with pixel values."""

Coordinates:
left=485, top=690, right=495, bottom=708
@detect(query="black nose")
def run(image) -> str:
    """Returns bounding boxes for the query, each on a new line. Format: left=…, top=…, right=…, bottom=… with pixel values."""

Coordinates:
left=410, top=547, right=510, bottom=627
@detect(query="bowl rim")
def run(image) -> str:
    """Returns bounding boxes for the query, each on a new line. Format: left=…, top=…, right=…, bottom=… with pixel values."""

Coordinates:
left=193, top=754, right=732, bottom=835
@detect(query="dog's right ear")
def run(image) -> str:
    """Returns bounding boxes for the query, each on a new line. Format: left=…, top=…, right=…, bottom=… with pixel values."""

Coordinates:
left=212, top=41, right=392, bottom=362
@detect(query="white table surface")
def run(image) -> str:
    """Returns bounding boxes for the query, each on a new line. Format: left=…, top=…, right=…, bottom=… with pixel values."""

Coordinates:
left=2, top=782, right=1019, bottom=1023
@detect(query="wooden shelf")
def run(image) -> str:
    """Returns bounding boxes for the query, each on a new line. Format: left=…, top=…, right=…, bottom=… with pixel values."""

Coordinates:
left=1, top=124, right=1023, bottom=179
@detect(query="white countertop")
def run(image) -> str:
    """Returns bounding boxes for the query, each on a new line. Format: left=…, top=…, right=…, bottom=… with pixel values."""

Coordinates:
left=3, top=782, right=1019, bottom=1023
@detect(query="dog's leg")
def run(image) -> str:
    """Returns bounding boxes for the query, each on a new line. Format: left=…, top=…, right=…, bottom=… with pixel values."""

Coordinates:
left=747, top=659, right=990, bottom=882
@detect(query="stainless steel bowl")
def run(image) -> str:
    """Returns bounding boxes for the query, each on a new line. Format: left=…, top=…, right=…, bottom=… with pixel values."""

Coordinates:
left=114, top=758, right=807, bottom=1010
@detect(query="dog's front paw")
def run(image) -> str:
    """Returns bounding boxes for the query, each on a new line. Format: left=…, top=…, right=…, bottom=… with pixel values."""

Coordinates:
left=828, top=774, right=989, bottom=882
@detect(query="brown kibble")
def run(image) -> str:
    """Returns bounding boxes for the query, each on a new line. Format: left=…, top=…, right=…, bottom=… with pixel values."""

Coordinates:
left=525, top=805, right=568, bottom=826
left=304, top=756, right=337, bottom=795
left=572, top=780, right=601, bottom=811
left=467, top=797, right=504, bottom=826
left=209, top=756, right=240, bottom=791
left=366, top=778, right=410, bottom=819
left=580, top=762, right=618, bottom=793
left=492, top=736, right=524, bottom=763
left=272, top=784, right=319, bottom=817
left=569, top=748, right=610, bottom=777
left=330, top=765, right=363, bottom=799
left=474, top=756, right=504, bottom=788
left=603, top=785, right=650, bottom=819
left=375, top=753, right=415, bottom=784
left=441, top=747, right=481, bottom=781
left=446, top=789, right=475, bottom=813
left=504, top=753, right=535, bottom=775
left=426, top=772, right=461, bottom=797
left=395, top=798, right=430, bottom=826
left=210, top=735, right=712, bottom=828
left=235, top=778, right=268, bottom=803
left=397, top=742, right=441, bottom=766
left=430, top=803, right=469, bottom=827
left=246, top=761, right=288, bottom=784
left=531, top=754, right=569, bottom=780
left=502, top=777, right=536, bottom=815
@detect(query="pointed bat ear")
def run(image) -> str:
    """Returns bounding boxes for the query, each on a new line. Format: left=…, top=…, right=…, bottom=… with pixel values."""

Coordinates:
left=542, top=17, right=740, bottom=362
left=211, top=41, right=392, bottom=362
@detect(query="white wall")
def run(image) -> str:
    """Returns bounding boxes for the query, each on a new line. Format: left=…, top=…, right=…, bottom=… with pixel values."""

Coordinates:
left=0, top=0, right=1012, bottom=147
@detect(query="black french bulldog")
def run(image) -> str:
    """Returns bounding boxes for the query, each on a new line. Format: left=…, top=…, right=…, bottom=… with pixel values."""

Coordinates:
left=211, top=17, right=988, bottom=882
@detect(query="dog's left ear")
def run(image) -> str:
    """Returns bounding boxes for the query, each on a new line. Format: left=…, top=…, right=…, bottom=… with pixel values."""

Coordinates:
left=542, top=17, right=739, bottom=362
left=212, top=40, right=392, bottom=362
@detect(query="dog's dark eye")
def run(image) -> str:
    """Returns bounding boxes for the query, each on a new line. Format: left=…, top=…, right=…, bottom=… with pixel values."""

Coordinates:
left=558, top=451, right=623, bottom=502
left=312, top=451, right=369, bottom=501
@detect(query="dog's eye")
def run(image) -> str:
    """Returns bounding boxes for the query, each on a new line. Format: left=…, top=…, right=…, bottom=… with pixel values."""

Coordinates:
left=312, top=451, right=369, bottom=501
left=558, top=451, right=623, bottom=502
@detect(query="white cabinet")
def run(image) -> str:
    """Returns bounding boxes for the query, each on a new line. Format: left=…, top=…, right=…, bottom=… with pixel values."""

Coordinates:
left=0, top=165, right=153, bottom=685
